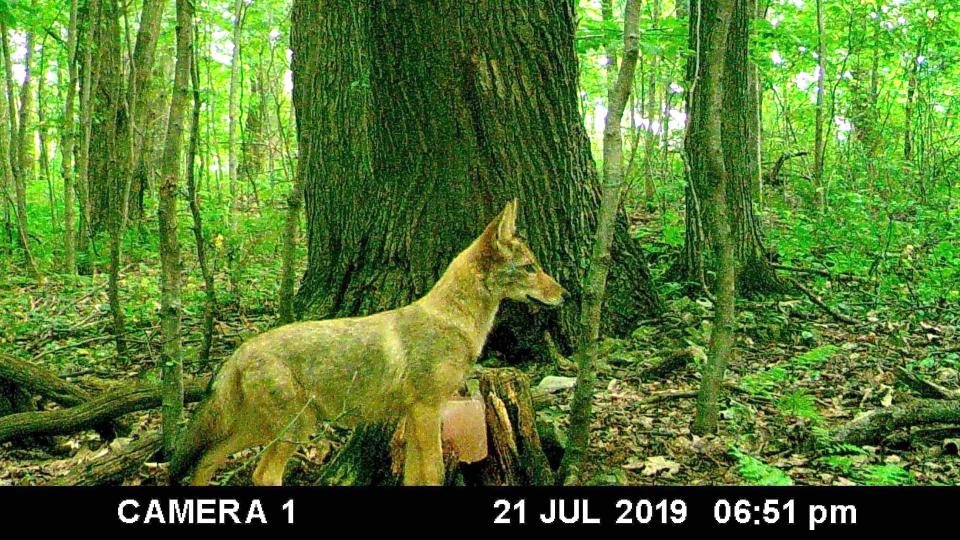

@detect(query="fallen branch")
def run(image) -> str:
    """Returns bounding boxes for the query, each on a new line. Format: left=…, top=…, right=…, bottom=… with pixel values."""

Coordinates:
left=49, top=433, right=163, bottom=486
left=832, top=400, right=960, bottom=446
left=0, top=353, right=124, bottom=439
left=0, top=378, right=208, bottom=443
left=895, top=367, right=960, bottom=400
left=772, top=263, right=864, bottom=283
left=784, top=275, right=859, bottom=325
left=764, top=150, right=808, bottom=186
left=0, top=353, right=95, bottom=407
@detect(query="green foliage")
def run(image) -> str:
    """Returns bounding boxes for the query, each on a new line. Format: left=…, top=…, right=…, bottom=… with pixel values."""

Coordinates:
left=730, top=448, right=794, bottom=486
left=860, top=464, right=914, bottom=486
left=791, top=345, right=838, bottom=368
left=776, top=389, right=822, bottom=423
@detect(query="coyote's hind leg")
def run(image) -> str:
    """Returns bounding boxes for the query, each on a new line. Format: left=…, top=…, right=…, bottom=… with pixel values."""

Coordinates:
left=252, top=441, right=299, bottom=486
left=252, top=407, right=316, bottom=486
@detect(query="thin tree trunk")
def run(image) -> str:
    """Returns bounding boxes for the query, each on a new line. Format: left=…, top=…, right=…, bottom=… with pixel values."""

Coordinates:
left=903, top=37, right=922, bottom=162
left=278, top=177, right=302, bottom=325
left=75, top=0, right=100, bottom=271
left=813, top=0, right=826, bottom=210
left=0, top=20, right=39, bottom=277
left=560, top=0, right=642, bottom=485
left=157, top=0, right=193, bottom=457
left=37, top=41, right=56, bottom=232
left=186, top=25, right=217, bottom=365
left=226, top=0, right=244, bottom=295
left=686, top=0, right=737, bottom=435
left=61, top=0, right=80, bottom=274
left=124, top=0, right=166, bottom=226
left=642, top=0, right=661, bottom=207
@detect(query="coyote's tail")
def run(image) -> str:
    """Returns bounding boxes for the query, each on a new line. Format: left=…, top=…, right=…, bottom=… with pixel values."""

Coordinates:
left=168, top=394, right=225, bottom=486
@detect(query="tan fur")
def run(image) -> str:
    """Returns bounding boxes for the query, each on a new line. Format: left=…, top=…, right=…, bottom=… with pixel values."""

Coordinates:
left=169, top=199, right=565, bottom=486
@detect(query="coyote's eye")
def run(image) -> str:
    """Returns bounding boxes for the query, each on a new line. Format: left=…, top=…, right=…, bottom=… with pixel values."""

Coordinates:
left=520, top=262, right=537, bottom=272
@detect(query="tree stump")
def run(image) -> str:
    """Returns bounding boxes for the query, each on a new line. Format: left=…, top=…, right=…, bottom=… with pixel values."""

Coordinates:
left=317, top=367, right=554, bottom=485
left=469, top=368, right=554, bottom=486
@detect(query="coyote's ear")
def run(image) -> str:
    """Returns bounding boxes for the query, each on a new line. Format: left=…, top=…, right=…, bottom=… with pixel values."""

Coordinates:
left=495, top=198, right=518, bottom=243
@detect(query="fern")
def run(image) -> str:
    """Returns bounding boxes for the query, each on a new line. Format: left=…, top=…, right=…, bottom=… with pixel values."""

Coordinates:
left=791, top=345, right=839, bottom=368
left=776, top=389, right=822, bottom=423
left=859, top=464, right=914, bottom=486
left=730, top=448, right=794, bottom=486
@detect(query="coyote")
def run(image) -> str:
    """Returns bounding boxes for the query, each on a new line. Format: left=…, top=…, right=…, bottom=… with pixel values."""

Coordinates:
left=169, top=199, right=565, bottom=486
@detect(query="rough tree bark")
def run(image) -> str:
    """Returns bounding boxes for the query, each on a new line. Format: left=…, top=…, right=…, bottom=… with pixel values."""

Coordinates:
left=157, top=0, right=193, bottom=457
left=682, top=0, right=782, bottom=296
left=88, top=0, right=128, bottom=356
left=291, top=0, right=661, bottom=363
left=86, top=0, right=166, bottom=232
left=75, top=0, right=100, bottom=268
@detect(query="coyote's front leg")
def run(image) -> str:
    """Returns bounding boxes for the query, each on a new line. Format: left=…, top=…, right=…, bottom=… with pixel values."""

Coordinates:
left=404, top=402, right=443, bottom=485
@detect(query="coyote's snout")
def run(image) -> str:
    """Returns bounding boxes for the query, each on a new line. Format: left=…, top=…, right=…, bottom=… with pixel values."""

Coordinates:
left=169, top=199, right=563, bottom=486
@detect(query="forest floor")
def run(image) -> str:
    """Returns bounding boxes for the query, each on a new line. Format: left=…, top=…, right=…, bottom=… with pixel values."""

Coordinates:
left=1, top=205, right=958, bottom=486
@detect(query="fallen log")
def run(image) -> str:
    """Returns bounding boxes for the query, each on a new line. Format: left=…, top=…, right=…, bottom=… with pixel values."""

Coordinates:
left=0, top=378, right=208, bottom=443
left=0, top=353, right=122, bottom=439
left=639, top=347, right=699, bottom=381
left=832, top=400, right=960, bottom=446
left=49, top=433, right=163, bottom=486
left=0, top=353, right=95, bottom=407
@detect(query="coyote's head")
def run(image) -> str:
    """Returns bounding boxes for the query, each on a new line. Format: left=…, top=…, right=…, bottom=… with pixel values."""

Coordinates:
left=479, top=199, right=566, bottom=307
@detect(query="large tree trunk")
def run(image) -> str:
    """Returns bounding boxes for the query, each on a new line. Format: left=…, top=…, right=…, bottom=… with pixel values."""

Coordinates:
left=291, top=0, right=660, bottom=361
left=681, top=0, right=782, bottom=296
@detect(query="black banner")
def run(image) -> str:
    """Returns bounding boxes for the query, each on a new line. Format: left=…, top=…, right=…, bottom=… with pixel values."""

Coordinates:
left=0, top=486, right=955, bottom=533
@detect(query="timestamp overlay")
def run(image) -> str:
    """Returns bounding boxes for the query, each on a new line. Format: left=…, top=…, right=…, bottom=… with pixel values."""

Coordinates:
left=0, top=486, right=954, bottom=533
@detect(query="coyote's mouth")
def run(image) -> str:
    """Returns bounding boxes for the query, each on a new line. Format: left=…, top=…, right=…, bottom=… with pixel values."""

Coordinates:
left=527, top=295, right=560, bottom=308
